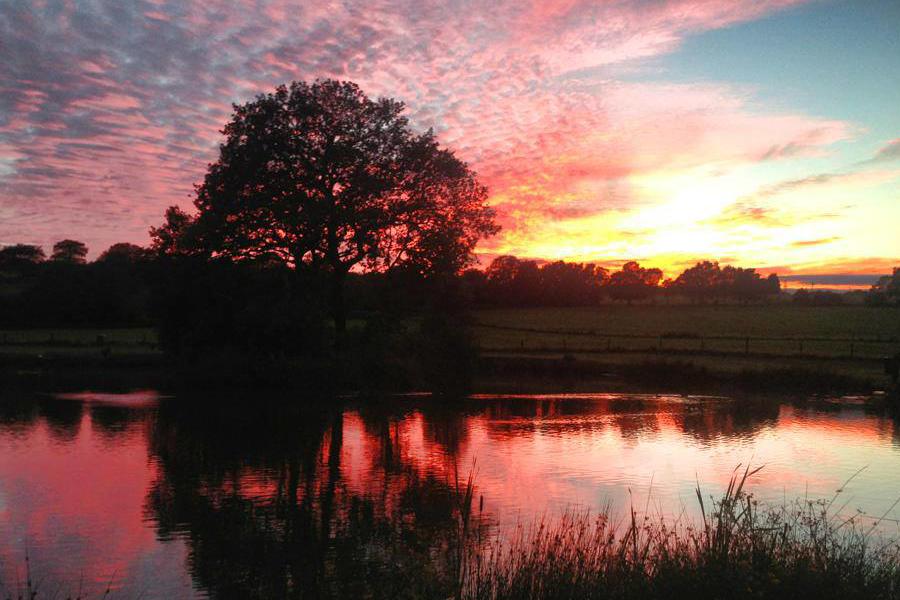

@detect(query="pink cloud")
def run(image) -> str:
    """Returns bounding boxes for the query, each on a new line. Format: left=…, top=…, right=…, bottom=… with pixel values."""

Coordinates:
left=0, top=0, right=843, bottom=259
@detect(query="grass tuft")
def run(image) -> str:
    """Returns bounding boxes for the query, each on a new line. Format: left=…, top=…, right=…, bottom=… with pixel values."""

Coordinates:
left=460, top=465, right=900, bottom=600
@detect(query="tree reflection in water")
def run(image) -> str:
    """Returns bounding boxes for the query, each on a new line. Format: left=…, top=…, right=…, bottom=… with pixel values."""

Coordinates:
left=145, top=398, right=486, bottom=599
left=141, top=395, right=790, bottom=598
left=3, top=392, right=896, bottom=599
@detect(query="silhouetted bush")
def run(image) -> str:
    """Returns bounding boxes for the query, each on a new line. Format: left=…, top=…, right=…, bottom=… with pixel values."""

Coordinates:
left=416, top=310, right=479, bottom=395
left=153, top=258, right=328, bottom=362
left=793, top=288, right=845, bottom=306
left=343, top=314, right=416, bottom=391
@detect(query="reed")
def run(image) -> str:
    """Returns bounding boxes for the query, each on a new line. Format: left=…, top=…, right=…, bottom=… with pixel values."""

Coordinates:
left=460, top=465, right=900, bottom=600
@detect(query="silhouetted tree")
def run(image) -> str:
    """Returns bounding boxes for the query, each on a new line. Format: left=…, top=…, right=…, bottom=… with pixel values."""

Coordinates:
left=866, top=268, right=900, bottom=306
left=671, top=261, right=722, bottom=302
left=50, top=239, right=88, bottom=264
left=539, top=261, right=608, bottom=305
left=485, top=255, right=542, bottom=305
left=172, top=79, right=497, bottom=334
left=726, top=266, right=780, bottom=302
left=149, top=206, right=197, bottom=257
left=608, top=261, right=662, bottom=304
left=96, top=242, right=152, bottom=265
left=0, top=243, right=45, bottom=277
left=793, top=289, right=844, bottom=306
left=669, top=261, right=779, bottom=303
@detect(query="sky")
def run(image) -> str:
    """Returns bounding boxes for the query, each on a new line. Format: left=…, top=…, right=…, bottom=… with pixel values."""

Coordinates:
left=1, top=0, right=898, bottom=276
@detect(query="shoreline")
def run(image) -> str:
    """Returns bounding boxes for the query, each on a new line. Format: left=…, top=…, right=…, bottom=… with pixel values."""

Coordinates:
left=1, top=351, right=893, bottom=400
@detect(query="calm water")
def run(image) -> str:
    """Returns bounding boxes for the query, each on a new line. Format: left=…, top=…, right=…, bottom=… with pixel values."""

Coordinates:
left=1, top=390, right=899, bottom=598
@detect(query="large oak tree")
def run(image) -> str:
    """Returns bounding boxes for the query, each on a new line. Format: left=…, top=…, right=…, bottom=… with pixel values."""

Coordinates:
left=184, top=80, right=498, bottom=333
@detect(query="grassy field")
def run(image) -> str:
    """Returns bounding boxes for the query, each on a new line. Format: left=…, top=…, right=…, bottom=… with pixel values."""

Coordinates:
left=473, top=305, right=900, bottom=358
left=0, top=328, right=161, bottom=365
left=2, top=306, right=898, bottom=391
left=471, top=306, right=900, bottom=390
left=475, top=305, right=900, bottom=339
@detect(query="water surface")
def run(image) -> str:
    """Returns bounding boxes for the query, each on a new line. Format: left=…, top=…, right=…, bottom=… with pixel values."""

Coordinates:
left=1, top=391, right=898, bottom=598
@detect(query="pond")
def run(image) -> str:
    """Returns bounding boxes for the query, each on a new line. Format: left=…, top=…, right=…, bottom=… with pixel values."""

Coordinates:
left=0, top=390, right=898, bottom=598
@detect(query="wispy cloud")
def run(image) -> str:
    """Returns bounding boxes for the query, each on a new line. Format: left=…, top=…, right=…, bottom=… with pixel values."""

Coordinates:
left=0, top=0, right=829, bottom=254
left=858, top=138, right=900, bottom=166
left=791, top=237, right=840, bottom=248
left=2, top=0, right=892, bottom=276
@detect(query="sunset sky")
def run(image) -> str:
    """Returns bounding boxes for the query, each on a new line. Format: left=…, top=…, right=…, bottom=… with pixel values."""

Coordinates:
left=1, top=0, right=898, bottom=276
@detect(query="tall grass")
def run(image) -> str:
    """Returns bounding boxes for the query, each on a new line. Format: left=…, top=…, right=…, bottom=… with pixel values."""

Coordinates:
left=459, top=465, right=900, bottom=600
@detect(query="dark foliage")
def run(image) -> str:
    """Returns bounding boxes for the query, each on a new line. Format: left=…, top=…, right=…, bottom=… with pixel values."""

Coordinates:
left=0, top=243, right=45, bottom=278
left=0, top=240, right=154, bottom=327
left=173, top=79, right=497, bottom=333
left=793, top=288, right=845, bottom=306
left=866, top=268, right=900, bottom=306
left=50, top=239, right=88, bottom=264
left=667, top=260, right=781, bottom=303
left=153, top=257, right=328, bottom=361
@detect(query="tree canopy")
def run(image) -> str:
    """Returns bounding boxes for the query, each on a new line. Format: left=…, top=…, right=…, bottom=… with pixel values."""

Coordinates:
left=97, top=242, right=152, bottom=265
left=668, top=261, right=779, bottom=302
left=866, top=268, right=900, bottom=306
left=50, top=239, right=88, bottom=264
left=170, top=79, right=498, bottom=332
left=0, top=244, right=45, bottom=276
left=607, top=261, right=663, bottom=304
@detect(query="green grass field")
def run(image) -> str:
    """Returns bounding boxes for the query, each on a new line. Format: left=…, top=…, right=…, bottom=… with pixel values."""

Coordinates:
left=475, top=305, right=900, bottom=339
left=473, top=305, right=900, bottom=357
left=2, top=306, right=898, bottom=390
left=471, top=306, right=900, bottom=389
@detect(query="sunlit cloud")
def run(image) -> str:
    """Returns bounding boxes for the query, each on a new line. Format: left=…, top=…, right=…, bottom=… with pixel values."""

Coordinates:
left=0, top=0, right=896, bottom=274
left=860, top=138, right=900, bottom=165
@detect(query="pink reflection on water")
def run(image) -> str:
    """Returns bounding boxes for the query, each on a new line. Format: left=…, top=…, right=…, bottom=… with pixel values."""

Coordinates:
left=0, top=406, right=196, bottom=598
left=335, top=396, right=900, bottom=530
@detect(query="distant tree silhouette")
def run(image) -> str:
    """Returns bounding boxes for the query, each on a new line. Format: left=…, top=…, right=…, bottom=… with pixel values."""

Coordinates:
left=671, top=261, right=722, bottom=302
left=866, top=267, right=900, bottom=306
left=793, top=288, right=844, bottom=306
left=50, top=239, right=88, bottom=264
left=485, top=255, right=541, bottom=305
left=726, top=266, right=780, bottom=302
left=149, top=206, right=196, bottom=257
left=172, top=79, right=497, bottom=334
left=668, top=261, right=779, bottom=303
left=0, top=244, right=45, bottom=277
left=539, top=261, right=609, bottom=305
left=608, top=261, right=662, bottom=304
left=97, top=242, right=152, bottom=265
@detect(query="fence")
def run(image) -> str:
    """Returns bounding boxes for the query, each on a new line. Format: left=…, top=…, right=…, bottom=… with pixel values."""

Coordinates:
left=472, top=322, right=900, bottom=361
left=0, top=329, right=156, bottom=347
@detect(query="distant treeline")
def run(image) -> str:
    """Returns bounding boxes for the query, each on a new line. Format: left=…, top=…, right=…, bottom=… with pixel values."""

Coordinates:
left=2, top=241, right=898, bottom=331
left=464, top=257, right=781, bottom=306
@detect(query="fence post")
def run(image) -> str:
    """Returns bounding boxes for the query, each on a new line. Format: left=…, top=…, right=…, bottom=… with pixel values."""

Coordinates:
left=745, top=337, right=749, bottom=354
left=850, top=342, right=855, bottom=358
left=700, top=337, right=705, bottom=352
left=607, top=338, right=611, bottom=351
left=658, top=336, right=663, bottom=351
left=799, top=340, right=804, bottom=355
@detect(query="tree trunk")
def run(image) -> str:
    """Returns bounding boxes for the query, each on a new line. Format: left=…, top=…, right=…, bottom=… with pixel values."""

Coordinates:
left=331, top=270, right=347, bottom=337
